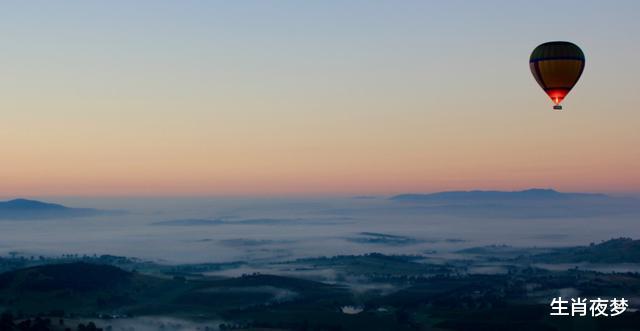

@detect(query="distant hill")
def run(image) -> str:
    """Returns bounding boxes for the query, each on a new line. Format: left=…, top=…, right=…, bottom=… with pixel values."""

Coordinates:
left=151, top=217, right=348, bottom=226
left=388, top=189, right=639, bottom=219
left=152, top=218, right=295, bottom=226
left=152, top=218, right=227, bottom=226
left=346, top=232, right=425, bottom=246
left=0, top=199, right=108, bottom=220
left=458, top=238, right=640, bottom=264
left=391, top=188, right=607, bottom=202
left=530, top=238, right=640, bottom=263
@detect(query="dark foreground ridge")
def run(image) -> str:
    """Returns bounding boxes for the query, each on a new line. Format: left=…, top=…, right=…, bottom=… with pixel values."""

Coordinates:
left=1, top=239, right=640, bottom=331
left=0, top=262, right=131, bottom=292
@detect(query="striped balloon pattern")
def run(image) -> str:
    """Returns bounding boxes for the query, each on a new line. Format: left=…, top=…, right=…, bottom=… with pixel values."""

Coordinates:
left=529, top=41, right=585, bottom=110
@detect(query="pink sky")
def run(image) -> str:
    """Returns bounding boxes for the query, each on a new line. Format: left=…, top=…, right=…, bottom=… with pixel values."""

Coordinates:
left=1, top=2, right=639, bottom=197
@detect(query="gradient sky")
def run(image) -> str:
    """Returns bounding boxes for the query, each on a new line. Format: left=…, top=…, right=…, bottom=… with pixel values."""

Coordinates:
left=1, top=1, right=639, bottom=197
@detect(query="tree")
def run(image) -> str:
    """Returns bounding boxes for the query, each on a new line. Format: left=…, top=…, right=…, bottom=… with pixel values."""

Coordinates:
left=0, top=312, right=15, bottom=331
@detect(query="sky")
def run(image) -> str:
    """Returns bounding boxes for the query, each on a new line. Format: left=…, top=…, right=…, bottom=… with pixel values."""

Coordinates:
left=1, top=1, right=639, bottom=197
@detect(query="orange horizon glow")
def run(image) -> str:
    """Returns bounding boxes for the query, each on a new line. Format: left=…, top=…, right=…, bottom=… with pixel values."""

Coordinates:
left=1, top=2, right=639, bottom=197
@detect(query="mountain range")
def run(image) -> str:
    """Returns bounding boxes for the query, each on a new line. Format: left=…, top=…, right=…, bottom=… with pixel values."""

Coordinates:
left=391, top=188, right=608, bottom=202
left=0, top=199, right=108, bottom=220
left=389, top=189, right=638, bottom=219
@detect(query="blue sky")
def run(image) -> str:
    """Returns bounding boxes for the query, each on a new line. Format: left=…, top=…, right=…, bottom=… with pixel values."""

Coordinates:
left=1, top=1, right=639, bottom=196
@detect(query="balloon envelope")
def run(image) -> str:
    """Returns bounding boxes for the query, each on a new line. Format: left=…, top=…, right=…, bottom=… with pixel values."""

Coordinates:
left=529, top=41, right=585, bottom=108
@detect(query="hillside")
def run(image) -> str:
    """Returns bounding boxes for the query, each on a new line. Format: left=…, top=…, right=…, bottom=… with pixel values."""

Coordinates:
left=1, top=255, right=640, bottom=331
left=0, top=262, right=131, bottom=292
left=0, top=199, right=106, bottom=220
left=530, top=238, right=640, bottom=263
left=391, top=188, right=607, bottom=202
left=389, top=189, right=638, bottom=218
left=0, top=262, right=182, bottom=314
left=0, top=262, right=352, bottom=319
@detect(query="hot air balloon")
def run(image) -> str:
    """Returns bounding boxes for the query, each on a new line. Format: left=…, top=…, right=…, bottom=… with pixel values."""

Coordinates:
left=529, top=41, right=585, bottom=111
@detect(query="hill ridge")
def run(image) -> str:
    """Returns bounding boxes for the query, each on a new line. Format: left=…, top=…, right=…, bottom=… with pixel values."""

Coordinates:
left=391, top=188, right=608, bottom=201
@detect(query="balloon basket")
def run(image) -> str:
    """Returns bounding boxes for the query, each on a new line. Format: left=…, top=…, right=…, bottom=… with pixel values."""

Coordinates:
left=553, top=105, right=563, bottom=111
